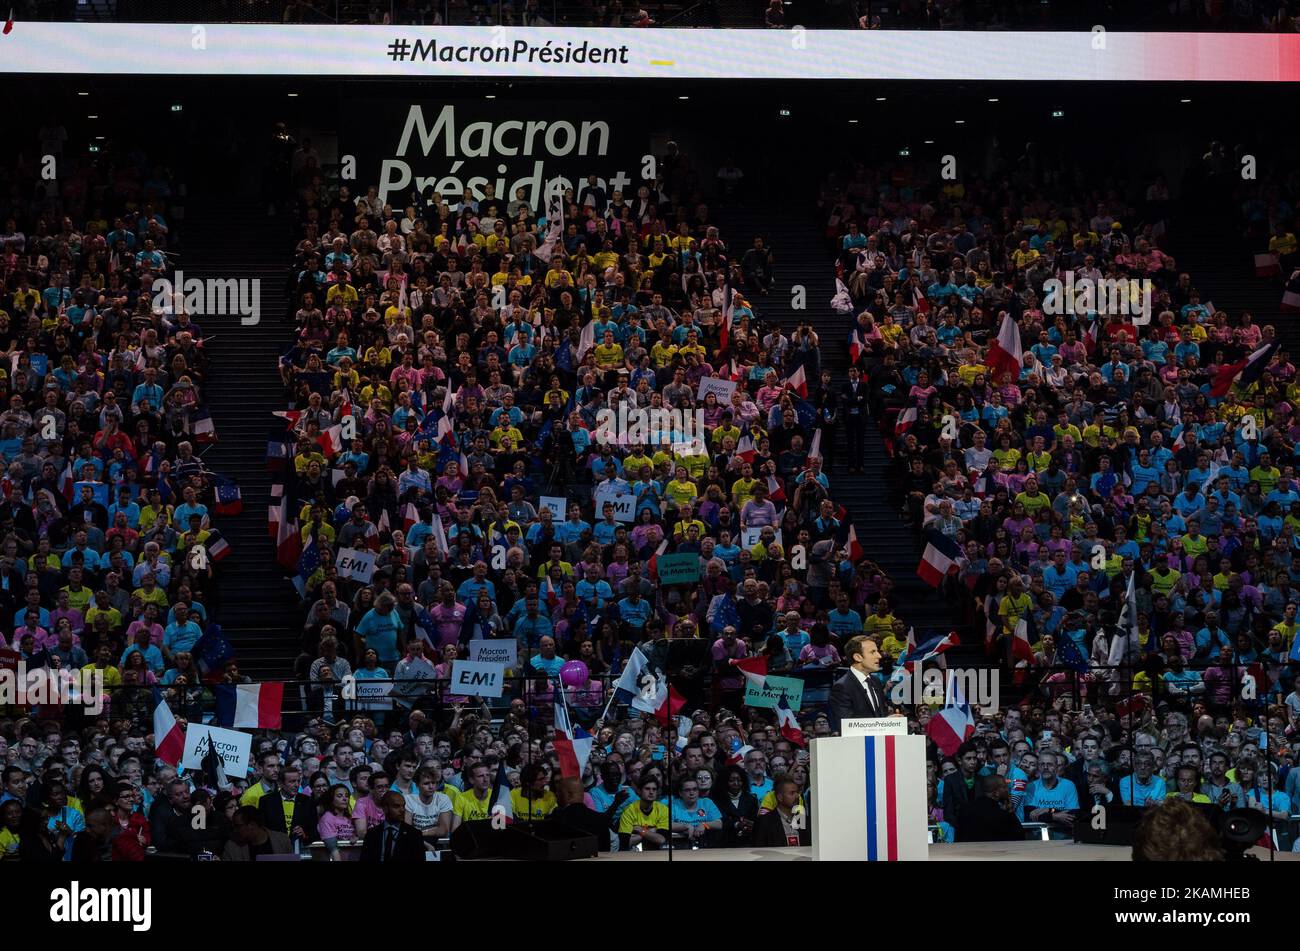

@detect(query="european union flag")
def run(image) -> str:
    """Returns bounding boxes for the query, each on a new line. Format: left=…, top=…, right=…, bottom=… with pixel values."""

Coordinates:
left=1056, top=632, right=1090, bottom=673
left=711, top=592, right=741, bottom=634
left=793, top=398, right=817, bottom=431
left=534, top=419, right=554, bottom=451
left=194, top=624, right=236, bottom=680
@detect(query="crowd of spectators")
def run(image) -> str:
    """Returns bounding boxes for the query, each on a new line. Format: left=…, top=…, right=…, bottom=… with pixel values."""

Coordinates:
left=8, top=122, right=1300, bottom=863
left=0, top=136, right=255, bottom=858
left=822, top=142, right=1300, bottom=844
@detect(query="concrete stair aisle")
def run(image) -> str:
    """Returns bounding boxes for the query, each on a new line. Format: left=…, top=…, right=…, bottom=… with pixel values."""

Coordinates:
left=710, top=203, right=971, bottom=651
left=181, top=192, right=300, bottom=680
left=1165, top=199, right=1300, bottom=358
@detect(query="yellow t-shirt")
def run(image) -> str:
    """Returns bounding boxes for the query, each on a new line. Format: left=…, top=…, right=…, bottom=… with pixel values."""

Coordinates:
left=1149, top=569, right=1181, bottom=598
left=326, top=284, right=359, bottom=309
left=240, top=783, right=272, bottom=807
left=665, top=479, right=698, bottom=506
left=731, top=476, right=758, bottom=508
left=999, top=593, right=1032, bottom=633
left=618, top=800, right=670, bottom=835
left=83, top=663, right=122, bottom=689
left=490, top=426, right=524, bottom=449
left=1016, top=491, right=1050, bottom=514
left=881, top=634, right=908, bottom=661
left=138, top=505, right=173, bottom=534
left=650, top=342, right=679, bottom=368
left=453, top=789, right=495, bottom=823
left=1054, top=423, right=1083, bottom=445
left=594, top=343, right=625, bottom=371
left=864, top=613, right=896, bottom=638
left=509, top=789, right=557, bottom=821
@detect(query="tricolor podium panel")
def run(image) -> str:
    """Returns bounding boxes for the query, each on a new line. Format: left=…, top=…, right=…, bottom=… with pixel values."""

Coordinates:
left=811, top=734, right=928, bottom=861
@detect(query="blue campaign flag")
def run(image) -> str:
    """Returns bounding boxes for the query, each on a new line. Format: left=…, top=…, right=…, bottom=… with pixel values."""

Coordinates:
left=1056, top=633, right=1090, bottom=673
left=194, top=624, right=236, bottom=679
left=793, top=398, right=817, bottom=430
left=458, top=598, right=492, bottom=646
left=293, top=537, right=320, bottom=598
left=711, top=592, right=741, bottom=634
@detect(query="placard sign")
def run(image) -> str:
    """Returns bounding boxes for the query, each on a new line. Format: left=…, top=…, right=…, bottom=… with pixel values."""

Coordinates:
left=655, top=553, right=700, bottom=585
left=696, top=376, right=737, bottom=402
left=594, top=484, right=636, bottom=522
left=467, top=639, right=518, bottom=668
left=539, top=496, right=567, bottom=520
left=335, top=547, right=377, bottom=583
left=743, top=674, right=805, bottom=711
left=181, top=724, right=253, bottom=776
left=741, top=527, right=783, bottom=549
left=450, top=660, right=506, bottom=698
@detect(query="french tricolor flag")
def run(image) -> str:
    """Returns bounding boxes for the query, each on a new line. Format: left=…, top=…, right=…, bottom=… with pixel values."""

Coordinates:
left=553, top=691, right=593, bottom=779
left=1255, top=252, right=1281, bottom=278
left=317, top=424, right=343, bottom=457
left=729, top=654, right=768, bottom=689
left=784, top=365, right=808, bottom=398
left=985, top=310, right=1023, bottom=381
left=894, top=406, right=918, bottom=439
left=214, top=682, right=284, bottom=730
left=1210, top=339, right=1278, bottom=398
left=917, top=530, right=962, bottom=587
left=776, top=694, right=805, bottom=747
left=152, top=689, right=184, bottom=766
left=845, top=523, right=863, bottom=562
left=848, top=326, right=866, bottom=364
left=735, top=434, right=756, bottom=464
left=925, top=672, right=976, bottom=756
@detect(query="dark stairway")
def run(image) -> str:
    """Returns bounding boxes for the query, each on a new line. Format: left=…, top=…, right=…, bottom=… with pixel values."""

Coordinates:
left=182, top=192, right=299, bottom=680
left=1166, top=197, right=1298, bottom=359
left=711, top=203, right=969, bottom=646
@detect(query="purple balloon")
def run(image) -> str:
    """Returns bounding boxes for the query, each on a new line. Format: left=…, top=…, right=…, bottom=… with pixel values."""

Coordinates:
left=560, top=660, right=590, bottom=688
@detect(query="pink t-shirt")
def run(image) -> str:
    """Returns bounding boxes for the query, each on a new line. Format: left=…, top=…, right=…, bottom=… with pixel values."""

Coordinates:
left=352, top=795, right=385, bottom=830
left=318, top=811, right=356, bottom=841
left=711, top=638, right=747, bottom=689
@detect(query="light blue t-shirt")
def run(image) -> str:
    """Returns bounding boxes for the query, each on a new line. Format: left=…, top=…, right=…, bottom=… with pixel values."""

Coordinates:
left=1119, top=774, right=1167, bottom=807
left=671, top=797, right=722, bottom=827
left=1025, top=778, right=1080, bottom=811
left=356, top=609, right=401, bottom=664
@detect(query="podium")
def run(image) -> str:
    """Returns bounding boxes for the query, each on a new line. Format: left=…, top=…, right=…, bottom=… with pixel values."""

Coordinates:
left=810, top=734, right=929, bottom=861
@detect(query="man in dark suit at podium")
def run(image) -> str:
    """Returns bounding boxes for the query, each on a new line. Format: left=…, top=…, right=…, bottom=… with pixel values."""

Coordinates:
left=829, top=635, right=893, bottom=731
left=360, top=792, right=425, bottom=863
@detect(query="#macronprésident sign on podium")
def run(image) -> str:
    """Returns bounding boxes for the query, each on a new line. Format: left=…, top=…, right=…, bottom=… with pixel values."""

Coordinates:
left=810, top=733, right=928, bottom=861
